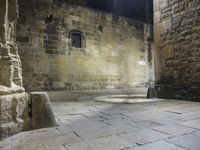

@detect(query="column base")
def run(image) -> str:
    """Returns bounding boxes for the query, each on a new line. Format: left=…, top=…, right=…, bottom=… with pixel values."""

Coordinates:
left=0, top=92, right=30, bottom=139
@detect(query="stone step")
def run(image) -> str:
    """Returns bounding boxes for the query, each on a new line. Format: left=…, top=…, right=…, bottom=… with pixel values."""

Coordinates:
left=48, top=88, right=148, bottom=101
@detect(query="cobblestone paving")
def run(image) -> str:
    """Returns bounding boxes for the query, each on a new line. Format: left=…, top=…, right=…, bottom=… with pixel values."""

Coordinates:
left=1, top=97, right=200, bottom=150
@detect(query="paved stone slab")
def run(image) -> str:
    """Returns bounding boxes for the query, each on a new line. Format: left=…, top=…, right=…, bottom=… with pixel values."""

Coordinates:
left=1, top=99, right=200, bottom=150
left=57, top=114, right=87, bottom=123
left=103, top=116, right=135, bottom=127
left=80, top=112, right=106, bottom=118
left=13, top=128, right=61, bottom=142
left=153, top=124, right=197, bottom=136
left=65, top=135, right=138, bottom=150
left=151, top=117, right=182, bottom=125
left=56, top=115, right=73, bottom=125
left=166, top=134, right=200, bottom=150
left=12, top=131, right=82, bottom=150
left=118, top=129, right=171, bottom=145
left=176, top=111, right=200, bottom=121
left=192, top=131, right=200, bottom=136
left=0, top=138, right=12, bottom=150
left=67, top=119, right=107, bottom=132
left=131, top=121, right=162, bottom=130
left=179, top=118, right=200, bottom=130
left=131, top=140, right=187, bottom=150
left=13, top=139, right=67, bottom=150
left=75, top=125, right=139, bottom=140
left=52, top=132, right=82, bottom=144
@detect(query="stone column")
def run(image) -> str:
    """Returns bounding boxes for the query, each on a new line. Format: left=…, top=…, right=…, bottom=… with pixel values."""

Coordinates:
left=0, top=0, right=30, bottom=138
left=144, top=24, right=155, bottom=98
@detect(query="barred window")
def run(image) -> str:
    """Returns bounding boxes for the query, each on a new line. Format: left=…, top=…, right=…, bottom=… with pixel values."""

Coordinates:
left=71, top=32, right=82, bottom=48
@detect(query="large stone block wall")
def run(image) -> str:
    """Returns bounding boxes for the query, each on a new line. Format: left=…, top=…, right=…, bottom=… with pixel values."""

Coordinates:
left=154, top=0, right=200, bottom=100
left=17, top=3, right=150, bottom=91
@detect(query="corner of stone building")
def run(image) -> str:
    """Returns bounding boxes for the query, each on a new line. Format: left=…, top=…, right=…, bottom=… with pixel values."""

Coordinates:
left=0, top=0, right=31, bottom=139
left=153, top=0, right=200, bottom=101
left=0, top=41, right=32, bottom=139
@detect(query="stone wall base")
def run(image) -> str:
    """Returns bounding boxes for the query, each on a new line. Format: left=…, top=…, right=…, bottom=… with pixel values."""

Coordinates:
left=155, top=84, right=200, bottom=101
left=0, top=92, right=30, bottom=139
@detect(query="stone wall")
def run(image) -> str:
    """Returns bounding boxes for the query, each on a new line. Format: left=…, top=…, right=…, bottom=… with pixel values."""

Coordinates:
left=0, top=0, right=30, bottom=138
left=17, top=2, right=151, bottom=91
left=154, top=0, right=200, bottom=100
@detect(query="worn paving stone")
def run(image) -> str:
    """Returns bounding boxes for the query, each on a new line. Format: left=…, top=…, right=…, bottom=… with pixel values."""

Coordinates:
left=80, top=112, right=106, bottom=118
left=166, top=134, right=200, bottom=150
left=13, top=139, right=67, bottom=150
left=0, top=138, right=12, bottom=150
left=124, top=110, right=181, bottom=122
left=131, top=140, right=187, bottom=150
left=102, top=116, right=135, bottom=126
left=75, top=125, right=139, bottom=140
left=56, top=116, right=73, bottom=125
left=57, top=114, right=87, bottom=123
left=179, top=118, right=200, bottom=130
left=151, top=117, right=182, bottom=125
left=67, top=119, right=107, bottom=131
left=131, top=121, right=162, bottom=130
left=12, top=131, right=81, bottom=150
left=153, top=124, right=197, bottom=136
left=118, top=129, right=171, bottom=145
left=192, top=130, right=200, bottom=136
left=65, top=135, right=138, bottom=150
left=13, top=128, right=61, bottom=142
left=176, top=111, right=200, bottom=121
left=1, top=99, right=200, bottom=150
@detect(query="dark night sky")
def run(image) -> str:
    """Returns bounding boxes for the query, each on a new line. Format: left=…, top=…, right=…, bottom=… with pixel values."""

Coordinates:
left=86, top=0, right=153, bottom=22
left=54, top=0, right=153, bottom=22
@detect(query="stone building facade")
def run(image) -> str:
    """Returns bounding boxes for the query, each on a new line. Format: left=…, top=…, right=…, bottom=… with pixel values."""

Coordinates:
left=16, top=2, right=152, bottom=91
left=154, top=0, right=200, bottom=100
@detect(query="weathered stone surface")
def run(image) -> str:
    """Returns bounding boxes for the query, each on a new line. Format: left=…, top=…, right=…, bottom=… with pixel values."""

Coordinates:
left=0, top=92, right=30, bottom=139
left=132, top=140, right=186, bottom=150
left=16, top=3, right=152, bottom=91
left=166, top=134, right=200, bottom=150
left=0, top=0, right=30, bottom=138
left=154, top=0, right=200, bottom=101
left=30, top=92, right=56, bottom=129
left=153, top=124, right=196, bottom=136
left=0, top=38, right=24, bottom=96
left=2, top=98, right=200, bottom=149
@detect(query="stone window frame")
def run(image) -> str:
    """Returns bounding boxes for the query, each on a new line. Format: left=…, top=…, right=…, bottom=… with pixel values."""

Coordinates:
left=68, top=30, right=86, bottom=52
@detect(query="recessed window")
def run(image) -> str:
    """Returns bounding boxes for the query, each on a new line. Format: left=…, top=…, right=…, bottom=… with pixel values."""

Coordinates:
left=68, top=30, right=86, bottom=52
left=69, top=30, right=84, bottom=49
left=71, top=32, right=82, bottom=48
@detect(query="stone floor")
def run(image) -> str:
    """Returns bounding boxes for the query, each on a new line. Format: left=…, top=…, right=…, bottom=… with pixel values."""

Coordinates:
left=1, top=96, right=200, bottom=150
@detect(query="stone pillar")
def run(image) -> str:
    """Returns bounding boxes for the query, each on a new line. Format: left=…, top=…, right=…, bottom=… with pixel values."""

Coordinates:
left=144, top=0, right=155, bottom=98
left=0, top=0, right=30, bottom=138
left=144, top=24, right=155, bottom=98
